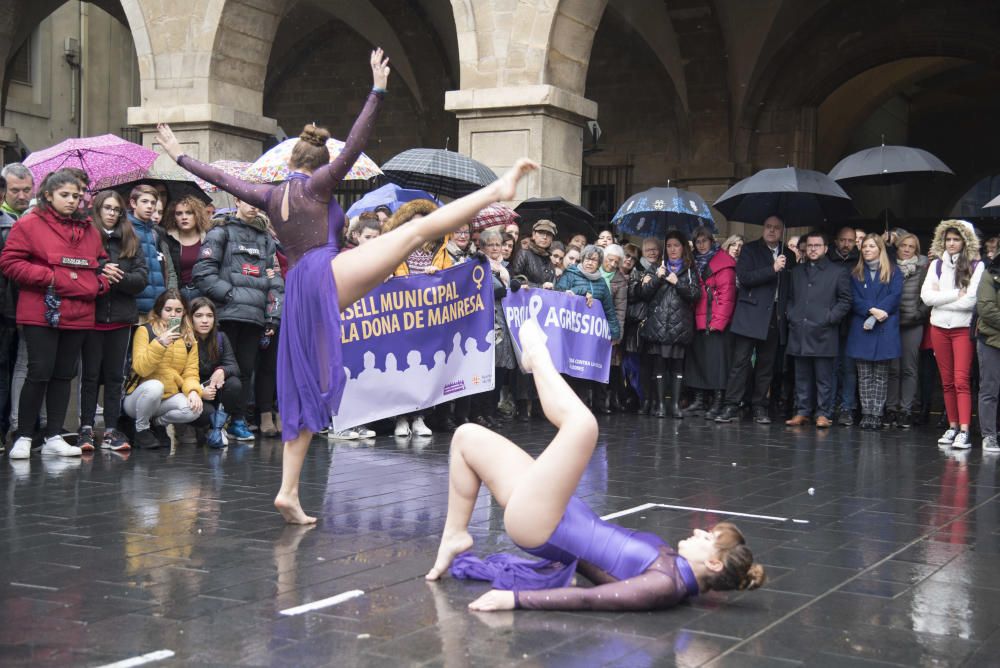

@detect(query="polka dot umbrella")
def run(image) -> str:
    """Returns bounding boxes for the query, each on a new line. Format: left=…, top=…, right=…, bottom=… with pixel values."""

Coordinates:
left=24, top=134, right=158, bottom=191
left=244, top=137, right=381, bottom=183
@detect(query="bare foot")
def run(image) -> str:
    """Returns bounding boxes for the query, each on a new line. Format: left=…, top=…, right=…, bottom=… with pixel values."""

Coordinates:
left=493, top=158, right=538, bottom=201
left=518, top=318, right=549, bottom=373
left=425, top=529, right=474, bottom=580
left=274, top=493, right=318, bottom=525
left=468, top=589, right=516, bottom=612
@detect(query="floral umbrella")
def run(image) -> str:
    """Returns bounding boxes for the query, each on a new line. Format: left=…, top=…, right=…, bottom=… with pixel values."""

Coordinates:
left=612, top=186, right=715, bottom=238
left=194, top=160, right=254, bottom=192
left=24, top=134, right=158, bottom=191
left=244, top=138, right=381, bottom=183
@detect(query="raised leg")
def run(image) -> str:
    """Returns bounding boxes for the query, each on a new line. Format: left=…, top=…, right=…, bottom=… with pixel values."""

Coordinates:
left=330, top=159, right=536, bottom=309
left=425, top=321, right=598, bottom=579
left=274, top=430, right=317, bottom=524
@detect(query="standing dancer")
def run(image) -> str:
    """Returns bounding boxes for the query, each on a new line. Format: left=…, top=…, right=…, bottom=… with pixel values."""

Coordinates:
left=156, top=48, right=537, bottom=523
left=425, top=320, right=765, bottom=611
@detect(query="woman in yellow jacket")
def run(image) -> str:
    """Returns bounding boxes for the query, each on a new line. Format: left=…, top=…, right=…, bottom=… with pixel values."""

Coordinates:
left=124, top=288, right=203, bottom=449
left=384, top=199, right=454, bottom=278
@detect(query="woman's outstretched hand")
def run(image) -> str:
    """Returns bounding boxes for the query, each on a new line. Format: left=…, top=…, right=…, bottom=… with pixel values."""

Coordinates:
left=155, top=123, right=183, bottom=161
left=468, top=589, right=515, bottom=612
left=371, top=48, right=390, bottom=90
left=493, top=158, right=539, bottom=201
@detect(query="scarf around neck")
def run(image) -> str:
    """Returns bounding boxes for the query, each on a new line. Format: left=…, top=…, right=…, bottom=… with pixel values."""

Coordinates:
left=577, top=265, right=603, bottom=282
left=694, top=245, right=719, bottom=275
left=528, top=240, right=550, bottom=257
left=666, top=257, right=684, bottom=275
left=897, top=255, right=919, bottom=278
left=600, top=266, right=616, bottom=288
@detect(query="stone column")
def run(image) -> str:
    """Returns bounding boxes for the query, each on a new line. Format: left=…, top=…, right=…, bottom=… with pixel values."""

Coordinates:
left=127, top=105, right=277, bottom=163
left=445, top=85, right=598, bottom=204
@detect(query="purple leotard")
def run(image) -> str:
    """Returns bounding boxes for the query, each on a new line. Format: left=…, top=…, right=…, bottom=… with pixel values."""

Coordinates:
left=178, top=92, right=383, bottom=440
left=451, top=496, right=699, bottom=612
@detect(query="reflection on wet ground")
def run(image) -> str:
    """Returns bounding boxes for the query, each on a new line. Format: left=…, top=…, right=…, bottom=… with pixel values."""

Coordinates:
left=1, top=417, right=998, bottom=666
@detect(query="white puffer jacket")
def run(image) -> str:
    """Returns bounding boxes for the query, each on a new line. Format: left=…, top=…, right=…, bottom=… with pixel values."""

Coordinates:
left=921, top=252, right=984, bottom=329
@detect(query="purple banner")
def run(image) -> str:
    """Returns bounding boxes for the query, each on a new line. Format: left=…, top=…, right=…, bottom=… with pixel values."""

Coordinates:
left=332, top=260, right=495, bottom=430
left=502, top=288, right=612, bottom=382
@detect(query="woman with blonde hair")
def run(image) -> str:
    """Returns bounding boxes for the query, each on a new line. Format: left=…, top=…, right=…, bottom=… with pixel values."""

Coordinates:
left=921, top=220, right=984, bottom=448
left=721, top=234, right=744, bottom=261
left=163, top=195, right=212, bottom=302
left=846, top=234, right=902, bottom=429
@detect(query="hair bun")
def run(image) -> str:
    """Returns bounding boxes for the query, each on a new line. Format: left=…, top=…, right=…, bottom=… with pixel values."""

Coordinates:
left=741, top=563, right=766, bottom=591
left=299, top=124, right=330, bottom=148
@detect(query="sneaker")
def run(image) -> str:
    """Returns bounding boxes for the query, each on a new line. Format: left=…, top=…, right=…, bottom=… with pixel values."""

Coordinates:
left=896, top=412, right=912, bottom=429
left=329, top=428, right=360, bottom=440
left=752, top=407, right=771, bottom=424
left=227, top=420, right=254, bottom=441
left=983, top=435, right=1000, bottom=453
left=77, top=427, right=96, bottom=453
left=412, top=416, right=433, bottom=437
left=9, top=436, right=31, bottom=459
left=101, top=428, right=131, bottom=451
left=715, top=405, right=739, bottom=423
left=134, top=429, right=161, bottom=450
left=41, top=435, right=82, bottom=457
left=951, top=431, right=971, bottom=449
left=838, top=413, right=854, bottom=427
left=937, top=428, right=958, bottom=446
left=394, top=417, right=411, bottom=437
left=355, top=424, right=376, bottom=438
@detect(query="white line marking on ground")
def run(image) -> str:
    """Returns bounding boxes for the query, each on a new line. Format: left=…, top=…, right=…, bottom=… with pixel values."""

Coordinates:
left=94, top=649, right=175, bottom=668
left=279, top=589, right=365, bottom=616
left=10, top=582, right=58, bottom=591
left=602, top=503, right=809, bottom=524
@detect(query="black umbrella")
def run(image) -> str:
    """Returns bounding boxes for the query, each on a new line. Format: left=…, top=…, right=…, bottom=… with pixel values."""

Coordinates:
left=514, top=197, right=597, bottom=243
left=381, top=148, right=497, bottom=199
left=611, top=186, right=715, bottom=238
left=828, top=144, right=954, bottom=186
left=714, top=167, right=857, bottom=226
left=112, top=176, right=212, bottom=206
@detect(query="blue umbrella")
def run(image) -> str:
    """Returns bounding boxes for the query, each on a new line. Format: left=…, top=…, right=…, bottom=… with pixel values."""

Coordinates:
left=612, top=187, right=715, bottom=238
left=345, top=183, right=442, bottom=219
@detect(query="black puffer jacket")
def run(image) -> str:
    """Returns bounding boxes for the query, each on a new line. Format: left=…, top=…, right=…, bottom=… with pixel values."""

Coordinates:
left=898, top=256, right=931, bottom=327
left=510, top=247, right=556, bottom=287
left=637, top=265, right=700, bottom=346
left=197, top=329, right=240, bottom=381
left=0, top=212, right=17, bottom=323
left=192, top=216, right=284, bottom=327
left=94, top=227, right=148, bottom=325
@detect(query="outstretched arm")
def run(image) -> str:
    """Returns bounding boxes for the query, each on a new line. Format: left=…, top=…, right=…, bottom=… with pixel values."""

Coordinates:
left=307, top=49, right=390, bottom=198
left=470, top=569, right=682, bottom=612
left=155, top=124, right=272, bottom=209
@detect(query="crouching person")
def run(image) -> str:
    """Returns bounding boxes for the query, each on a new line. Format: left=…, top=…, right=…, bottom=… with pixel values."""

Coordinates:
left=190, top=297, right=241, bottom=448
left=124, top=289, right=203, bottom=448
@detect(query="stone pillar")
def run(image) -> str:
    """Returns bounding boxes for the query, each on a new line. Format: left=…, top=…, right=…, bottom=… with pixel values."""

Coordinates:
left=0, top=127, right=19, bottom=161
left=127, top=104, right=277, bottom=163
left=445, top=85, right=598, bottom=204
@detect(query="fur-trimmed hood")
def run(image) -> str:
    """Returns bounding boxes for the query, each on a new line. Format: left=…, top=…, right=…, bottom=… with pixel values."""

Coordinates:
left=929, top=219, right=980, bottom=263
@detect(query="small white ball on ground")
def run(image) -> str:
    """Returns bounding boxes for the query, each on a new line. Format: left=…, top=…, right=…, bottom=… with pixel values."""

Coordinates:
left=807, top=487, right=815, bottom=495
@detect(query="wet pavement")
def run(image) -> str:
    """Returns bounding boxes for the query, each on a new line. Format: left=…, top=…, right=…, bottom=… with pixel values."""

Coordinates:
left=2, top=414, right=998, bottom=667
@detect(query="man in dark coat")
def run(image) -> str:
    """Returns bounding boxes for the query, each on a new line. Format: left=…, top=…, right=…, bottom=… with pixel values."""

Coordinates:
left=510, top=219, right=557, bottom=288
left=827, top=225, right=860, bottom=424
left=716, top=215, right=795, bottom=424
left=785, top=231, right=853, bottom=428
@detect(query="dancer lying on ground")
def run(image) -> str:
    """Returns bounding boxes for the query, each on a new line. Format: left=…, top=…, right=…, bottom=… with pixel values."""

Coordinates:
left=156, top=48, right=538, bottom=524
left=426, top=320, right=765, bottom=611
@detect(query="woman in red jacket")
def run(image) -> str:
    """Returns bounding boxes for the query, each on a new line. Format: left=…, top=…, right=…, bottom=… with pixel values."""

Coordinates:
left=684, top=226, right=737, bottom=420
left=1, top=169, right=112, bottom=459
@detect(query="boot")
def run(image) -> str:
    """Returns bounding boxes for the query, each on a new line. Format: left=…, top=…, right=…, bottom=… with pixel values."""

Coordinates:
left=594, top=384, right=611, bottom=415
left=607, top=368, right=621, bottom=413
left=639, top=368, right=653, bottom=416
left=671, top=375, right=685, bottom=419
left=516, top=399, right=531, bottom=423
left=704, top=391, right=725, bottom=420
left=207, top=408, right=229, bottom=449
left=654, top=375, right=668, bottom=419
left=683, top=390, right=707, bottom=417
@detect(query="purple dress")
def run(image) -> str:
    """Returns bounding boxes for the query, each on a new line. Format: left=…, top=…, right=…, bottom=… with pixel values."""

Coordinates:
left=451, top=496, right=700, bottom=611
left=178, top=91, right=383, bottom=440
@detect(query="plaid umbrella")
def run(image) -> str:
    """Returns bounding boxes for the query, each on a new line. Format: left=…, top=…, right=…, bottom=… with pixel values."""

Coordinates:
left=345, top=183, right=441, bottom=219
left=381, top=148, right=497, bottom=198
left=612, top=187, right=715, bottom=238
left=470, top=203, right=519, bottom=234
left=24, top=134, right=158, bottom=191
left=194, top=160, right=253, bottom=192
left=244, top=137, right=381, bottom=183
left=714, top=167, right=857, bottom=226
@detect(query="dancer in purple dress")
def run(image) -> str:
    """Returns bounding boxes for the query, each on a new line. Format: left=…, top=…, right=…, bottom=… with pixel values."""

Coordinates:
left=425, top=320, right=766, bottom=611
left=156, top=49, right=538, bottom=523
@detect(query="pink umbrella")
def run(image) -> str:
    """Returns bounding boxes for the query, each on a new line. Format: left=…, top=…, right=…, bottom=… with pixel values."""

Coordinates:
left=24, top=134, right=159, bottom=191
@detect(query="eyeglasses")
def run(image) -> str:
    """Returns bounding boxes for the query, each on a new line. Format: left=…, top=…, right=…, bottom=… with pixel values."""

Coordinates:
left=453, top=230, right=470, bottom=237
left=101, top=205, right=123, bottom=214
